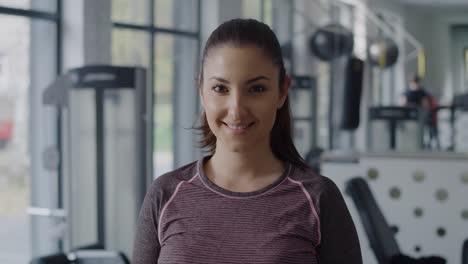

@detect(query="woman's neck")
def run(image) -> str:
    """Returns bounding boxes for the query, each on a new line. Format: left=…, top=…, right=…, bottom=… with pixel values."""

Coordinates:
left=205, top=143, right=285, bottom=191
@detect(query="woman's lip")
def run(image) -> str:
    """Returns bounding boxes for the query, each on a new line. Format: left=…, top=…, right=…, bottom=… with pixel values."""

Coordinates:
left=225, top=122, right=253, bottom=128
left=223, top=122, right=254, bottom=134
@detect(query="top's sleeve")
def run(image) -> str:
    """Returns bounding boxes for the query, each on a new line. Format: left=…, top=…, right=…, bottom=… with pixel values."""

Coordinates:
left=132, top=186, right=161, bottom=264
left=316, top=177, right=362, bottom=264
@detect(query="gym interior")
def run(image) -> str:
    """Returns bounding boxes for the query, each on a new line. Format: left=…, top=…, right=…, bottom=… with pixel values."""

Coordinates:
left=0, top=0, right=467, bottom=263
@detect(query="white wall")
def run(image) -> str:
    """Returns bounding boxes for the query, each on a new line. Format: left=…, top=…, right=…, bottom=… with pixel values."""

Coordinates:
left=323, top=151, right=468, bottom=264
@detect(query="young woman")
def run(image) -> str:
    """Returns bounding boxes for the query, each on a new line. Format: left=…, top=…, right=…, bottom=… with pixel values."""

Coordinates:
left=133, top=18, right=362, bottom=264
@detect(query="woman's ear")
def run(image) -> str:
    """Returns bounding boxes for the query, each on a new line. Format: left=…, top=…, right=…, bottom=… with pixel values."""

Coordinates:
left=278, top=75, right=291, bottom=109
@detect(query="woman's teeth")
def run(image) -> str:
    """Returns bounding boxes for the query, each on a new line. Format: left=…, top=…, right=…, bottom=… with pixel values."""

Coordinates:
left=226, top=123, right=252, bottom=129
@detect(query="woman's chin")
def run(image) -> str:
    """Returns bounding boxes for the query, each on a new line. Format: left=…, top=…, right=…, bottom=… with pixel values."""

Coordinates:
left=219, top=141, right=255, bottom=153
left=228, top=144, right=251, bottom=153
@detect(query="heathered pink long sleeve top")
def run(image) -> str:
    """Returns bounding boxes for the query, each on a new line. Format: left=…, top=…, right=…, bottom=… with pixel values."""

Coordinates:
left=132, top=156, right=362, bottom=264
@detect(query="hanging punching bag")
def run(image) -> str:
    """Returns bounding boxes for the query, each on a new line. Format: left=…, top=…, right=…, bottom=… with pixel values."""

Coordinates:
left=341, top=56, right=364, bottom=130
left=309, top=24, right=354, bottom=61
left=368, top=38, right=399, bottom=68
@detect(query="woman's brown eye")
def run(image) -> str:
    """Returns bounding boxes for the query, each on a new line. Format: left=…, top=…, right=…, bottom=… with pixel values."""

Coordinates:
left=249, top=85, right=266, bottom=93
left=213, top=85, right=227, bottom=93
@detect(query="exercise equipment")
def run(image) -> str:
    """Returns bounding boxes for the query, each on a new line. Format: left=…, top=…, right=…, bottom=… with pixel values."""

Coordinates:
left=368, top=106, right=425, bottom=150
left=346, top=177, right=447, bottom=264
left=341, top=56, right=364, bottom=130
left=463, top=238, right=468, bottom=264
left=30, top=250, right=130, bottom=264
left=35, top=65, right=152, bottom=260
left=368, top=38, right=399, bottom=68
left=309, top=24, right=354, bottom=61
left=290, top=75, right=318, bottom=156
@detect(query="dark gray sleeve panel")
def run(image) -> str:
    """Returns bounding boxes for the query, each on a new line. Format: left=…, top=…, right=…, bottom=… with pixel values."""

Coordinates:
left=316, top=176, right=363, bottom=264
left=132, top=161, right=198, bottom=264
left=282, top=167, right=363, bottom=263
left=132, top=182, right=160, bottom=264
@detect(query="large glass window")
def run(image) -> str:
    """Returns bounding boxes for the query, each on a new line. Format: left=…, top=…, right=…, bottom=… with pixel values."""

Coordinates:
left=112, top=0, right=200, bottom=178
left=0, top=1, right=60, bottom=263
left=242, top=0, right=273, bottom=24
left=154, top=0, right=198, bottom=32
left=154, top=35, right=175, bottom=175
left=111, top=29, right=150, bottom=68
left=263, top=0, right=273, bottom=26
left=242, top=0, right=262, bottom=20
left=111, top=0, right=150, bottom=25
left=0, top=17, right=31, bottom=263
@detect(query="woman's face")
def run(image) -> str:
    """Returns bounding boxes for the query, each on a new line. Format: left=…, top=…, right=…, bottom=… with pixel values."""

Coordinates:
left=200, top=45, right=289, bottom=153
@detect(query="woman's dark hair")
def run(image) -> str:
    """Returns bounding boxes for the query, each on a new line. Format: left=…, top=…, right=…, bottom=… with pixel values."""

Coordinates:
left=197, top=18, right=307, bottom=170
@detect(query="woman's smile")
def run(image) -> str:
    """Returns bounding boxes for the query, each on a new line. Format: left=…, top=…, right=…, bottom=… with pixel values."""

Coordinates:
left=222, top=121, right=256, bottom=135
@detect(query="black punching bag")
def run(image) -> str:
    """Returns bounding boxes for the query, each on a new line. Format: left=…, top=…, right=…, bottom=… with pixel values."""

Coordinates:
left=309, top=24, right=354, bottom=61
left=341, top=56, right=364, bottom=130
left=368, top=38, right=399, bottom=68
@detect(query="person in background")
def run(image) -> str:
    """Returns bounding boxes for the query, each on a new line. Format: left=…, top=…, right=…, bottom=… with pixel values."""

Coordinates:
left=400, top=74, right=440, bottom=149
left=400, top=74, right=431, bottom=109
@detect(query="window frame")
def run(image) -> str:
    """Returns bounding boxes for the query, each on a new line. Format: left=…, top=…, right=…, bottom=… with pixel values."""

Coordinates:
left=0, top=4, right=62, bottom=75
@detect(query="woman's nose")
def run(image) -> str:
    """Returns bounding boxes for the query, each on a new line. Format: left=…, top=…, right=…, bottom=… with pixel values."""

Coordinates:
left=227, top=92, right=248, bottom=119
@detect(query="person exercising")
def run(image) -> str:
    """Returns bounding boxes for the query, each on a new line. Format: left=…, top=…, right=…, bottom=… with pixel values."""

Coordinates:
left=400, top=74, right=439, bottom=149
left=400, top=74, right=431, bottom=109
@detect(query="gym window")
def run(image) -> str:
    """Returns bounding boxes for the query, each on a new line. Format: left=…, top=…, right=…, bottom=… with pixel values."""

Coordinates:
left=0, top=0, right=61, bottom=261
left=112, top=0, right=201, bottom=177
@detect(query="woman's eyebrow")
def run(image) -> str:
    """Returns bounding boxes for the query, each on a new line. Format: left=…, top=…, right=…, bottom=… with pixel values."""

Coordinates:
left=209, top=76, right=270, bottom=84
left=245, top=76, right=269, bottom=84
left=209, top=77, right=229, bottom=83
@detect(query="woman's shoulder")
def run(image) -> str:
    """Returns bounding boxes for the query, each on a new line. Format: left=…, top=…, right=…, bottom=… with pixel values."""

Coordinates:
left=289, top=164, right=334, bottom=185
left=288, top=164, right=341, bottom=197
left=146, top=160, right=199, bottom=198
left=288, top=165, right=346, bottom=215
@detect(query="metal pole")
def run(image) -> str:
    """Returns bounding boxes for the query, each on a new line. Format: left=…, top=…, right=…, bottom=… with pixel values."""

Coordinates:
left=95, top=89, right=105, bottom=248
left=56, top=0, right=64, bottom=252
